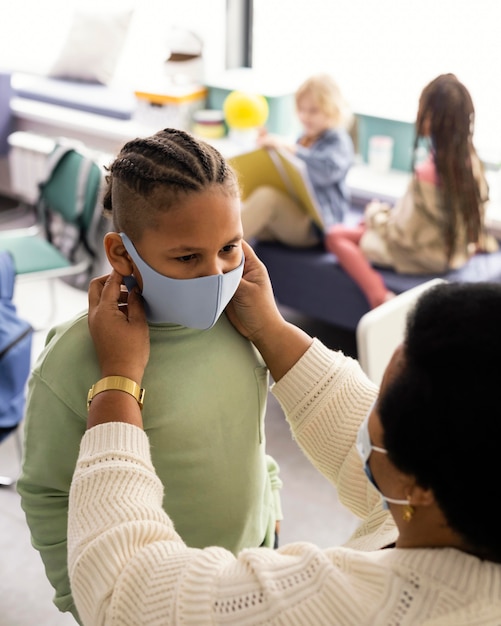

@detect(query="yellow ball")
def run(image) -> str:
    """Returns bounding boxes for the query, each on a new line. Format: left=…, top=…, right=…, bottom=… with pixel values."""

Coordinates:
left=223, top=91, right=269, bottom=129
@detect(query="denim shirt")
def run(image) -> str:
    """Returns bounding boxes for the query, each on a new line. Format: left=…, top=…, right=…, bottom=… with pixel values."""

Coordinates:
left=295, top=127, right=354, bottom=230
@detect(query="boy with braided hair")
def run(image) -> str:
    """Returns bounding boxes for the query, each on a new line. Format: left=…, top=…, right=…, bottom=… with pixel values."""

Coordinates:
left=18, top=128, right=283, bottom=623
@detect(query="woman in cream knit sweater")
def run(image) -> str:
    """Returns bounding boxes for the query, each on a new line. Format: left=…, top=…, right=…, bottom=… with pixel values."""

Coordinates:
left=68, top=241, right=501, bottom=625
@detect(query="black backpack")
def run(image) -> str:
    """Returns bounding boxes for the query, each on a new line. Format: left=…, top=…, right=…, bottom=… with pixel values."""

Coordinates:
left=0, top=250, right=33, bottom=442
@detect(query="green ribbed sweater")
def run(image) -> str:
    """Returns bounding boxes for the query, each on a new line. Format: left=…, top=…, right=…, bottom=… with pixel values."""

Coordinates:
left=18, top=312, right=282, bottom=622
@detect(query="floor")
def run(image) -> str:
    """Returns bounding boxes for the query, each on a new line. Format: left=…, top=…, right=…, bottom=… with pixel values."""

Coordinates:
left=0, top=199, right=361, bottom=626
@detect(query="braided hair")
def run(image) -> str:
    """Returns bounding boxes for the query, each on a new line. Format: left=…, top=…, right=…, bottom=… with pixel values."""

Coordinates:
left=103, top=128, right=239, bottom=240
left=414, top=73, right=484, bottom=260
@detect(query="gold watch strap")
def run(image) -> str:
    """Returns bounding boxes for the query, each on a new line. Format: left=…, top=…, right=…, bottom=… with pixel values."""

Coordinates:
left=87, top=376, right=145, bottom=410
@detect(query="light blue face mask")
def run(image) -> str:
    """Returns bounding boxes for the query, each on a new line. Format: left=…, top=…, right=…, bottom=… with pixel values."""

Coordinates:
left=356, top=404, right=408, bottom=510
left=120, top=233, right=244, bottom=329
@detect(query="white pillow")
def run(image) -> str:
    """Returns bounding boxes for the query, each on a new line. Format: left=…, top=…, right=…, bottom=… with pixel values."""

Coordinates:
left=49, top=8, right=133, bottom=85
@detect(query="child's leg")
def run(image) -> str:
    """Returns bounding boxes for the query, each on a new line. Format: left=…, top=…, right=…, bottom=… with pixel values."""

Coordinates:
left=241, top=186, right=320, bottom=247
left=325, top=224, right=392, bottom=309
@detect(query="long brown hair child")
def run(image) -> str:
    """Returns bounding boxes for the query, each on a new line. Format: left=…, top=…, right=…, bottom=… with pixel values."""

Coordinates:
left=325, top=73, right=497, bottom=308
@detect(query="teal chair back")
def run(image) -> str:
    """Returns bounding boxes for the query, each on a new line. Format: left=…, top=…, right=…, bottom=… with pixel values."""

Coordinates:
left=39, top=145, right=102, bottom=255
left=0, top=144, right=103, bottom=277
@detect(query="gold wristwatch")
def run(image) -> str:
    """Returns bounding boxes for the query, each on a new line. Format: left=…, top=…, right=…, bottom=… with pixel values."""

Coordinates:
left=87, top=376, right=145, bottom=410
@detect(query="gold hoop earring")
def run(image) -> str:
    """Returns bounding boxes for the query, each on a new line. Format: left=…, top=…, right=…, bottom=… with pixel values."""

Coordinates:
left=402, top=498, right=415, bottom=523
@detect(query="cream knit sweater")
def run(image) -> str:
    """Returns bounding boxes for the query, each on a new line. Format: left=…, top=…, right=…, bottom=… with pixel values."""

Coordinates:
left=68, top=340, right=501, bottom=625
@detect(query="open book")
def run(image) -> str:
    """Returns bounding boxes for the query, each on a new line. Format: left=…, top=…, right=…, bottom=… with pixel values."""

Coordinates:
left=228, top=147, right=324, bottom=229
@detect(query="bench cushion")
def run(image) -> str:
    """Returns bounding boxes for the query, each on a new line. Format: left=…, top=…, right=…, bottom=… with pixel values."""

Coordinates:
left=12, top=73, right=136, bottom=120
left=253, top=241, right=501, bottom=331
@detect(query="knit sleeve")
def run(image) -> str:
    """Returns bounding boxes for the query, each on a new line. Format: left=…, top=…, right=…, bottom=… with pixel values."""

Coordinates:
left=271, top=339, right=386, bottom=523
left=68, top=422, right=184, bottom=625
left=68, top=422, right=394, bottom=625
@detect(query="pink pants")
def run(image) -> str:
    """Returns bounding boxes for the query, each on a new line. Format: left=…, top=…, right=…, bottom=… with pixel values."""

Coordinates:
left=325, top=223, right=390, bottom=309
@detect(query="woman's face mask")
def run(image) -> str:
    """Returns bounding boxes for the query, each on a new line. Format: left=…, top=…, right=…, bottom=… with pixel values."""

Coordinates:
left=356, top=404, right=408, bottom=510
left=120, top=233, right=244, bottom=329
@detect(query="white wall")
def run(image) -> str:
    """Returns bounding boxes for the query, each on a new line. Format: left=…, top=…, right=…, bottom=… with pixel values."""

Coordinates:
left=252, top=0, right=501, bottom=163
left=0, top=0, right=227, bottom=87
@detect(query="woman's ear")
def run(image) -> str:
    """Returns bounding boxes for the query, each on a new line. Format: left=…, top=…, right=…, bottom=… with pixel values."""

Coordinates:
left=104, top=232, right=134, bottom=276
left=407, top=483, right=435, bottom=508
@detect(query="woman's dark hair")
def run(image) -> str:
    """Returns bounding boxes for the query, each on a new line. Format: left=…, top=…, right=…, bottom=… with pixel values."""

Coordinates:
left=380, top=281, right=501, bottom=562
left=414, top=73, right=484, bottom=261
left=103, top=127, right=239, bottom=240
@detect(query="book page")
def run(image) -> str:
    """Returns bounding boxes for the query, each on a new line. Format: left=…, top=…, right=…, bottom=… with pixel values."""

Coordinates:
left=229, top=147, right=324, bottom=229
left=274, top=149, right=323, bottom=228
left=228, top=148, right=290, bottom=200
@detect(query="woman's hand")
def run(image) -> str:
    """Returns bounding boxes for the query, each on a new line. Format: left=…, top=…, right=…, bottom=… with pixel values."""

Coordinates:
left=88, top=270, right=150, bottom=385
left=226, top=242, right=313, bottom=381
left=226, top=241, right=284, bottom=344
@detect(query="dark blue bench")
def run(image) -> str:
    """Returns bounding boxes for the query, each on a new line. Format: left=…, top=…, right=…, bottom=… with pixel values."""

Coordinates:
left=253, top=239, right=501, bottom=332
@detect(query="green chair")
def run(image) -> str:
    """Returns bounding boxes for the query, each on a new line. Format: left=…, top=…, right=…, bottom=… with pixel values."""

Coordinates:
left=0, top=143, right=104, bottom=324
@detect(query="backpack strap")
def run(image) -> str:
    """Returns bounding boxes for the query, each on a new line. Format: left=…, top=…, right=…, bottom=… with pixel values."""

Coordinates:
left=0, top=250, right=15, bottom=301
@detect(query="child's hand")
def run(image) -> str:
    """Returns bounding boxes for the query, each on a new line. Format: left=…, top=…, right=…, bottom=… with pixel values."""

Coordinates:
left=257, top=126, right=269, bottom=140
left=88, top=270, right=150, bottom=384
left=256, top=132, right=278, bottom=149
left=257, top=133, right=294, bottom=152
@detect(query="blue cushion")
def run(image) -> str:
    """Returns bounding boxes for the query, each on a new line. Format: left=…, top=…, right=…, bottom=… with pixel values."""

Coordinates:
left=12, top=73, right=136, bottom=120
left=253, top=241, right=501, bottom=331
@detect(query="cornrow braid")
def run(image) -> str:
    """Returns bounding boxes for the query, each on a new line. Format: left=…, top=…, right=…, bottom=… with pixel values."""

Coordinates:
left=103, top=128, right=238, bottom=238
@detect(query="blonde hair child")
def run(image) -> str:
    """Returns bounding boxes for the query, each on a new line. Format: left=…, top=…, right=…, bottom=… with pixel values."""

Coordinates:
left=241, top=73, right=355, bottom=247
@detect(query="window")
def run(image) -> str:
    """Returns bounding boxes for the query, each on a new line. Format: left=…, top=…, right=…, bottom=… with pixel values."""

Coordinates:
left=0, top=0, right=228, bottom=86
left=251, top=0, right=501, bottom=164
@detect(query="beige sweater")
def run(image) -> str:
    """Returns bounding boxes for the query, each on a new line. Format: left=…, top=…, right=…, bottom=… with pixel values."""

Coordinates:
left=360, top=156, right=498, bottom=274
left=68, top=340, right=501, bottom=625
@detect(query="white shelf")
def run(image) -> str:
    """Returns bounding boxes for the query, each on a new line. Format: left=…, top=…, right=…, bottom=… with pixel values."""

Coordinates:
left=346, top=164, right=501, bottom=240
left=347, top=164, right=409, bottom=204
left=11, top=97, right=158, bottom=154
